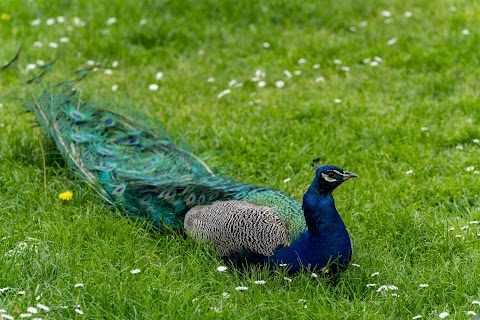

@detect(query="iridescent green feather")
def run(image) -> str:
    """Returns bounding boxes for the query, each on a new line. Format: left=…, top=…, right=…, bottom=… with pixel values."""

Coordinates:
left=243, top=191, right=306, bottom=242
left=22, top=77, right=305, bottom=230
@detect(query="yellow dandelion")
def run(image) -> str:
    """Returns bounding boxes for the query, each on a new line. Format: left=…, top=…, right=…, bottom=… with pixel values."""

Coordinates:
left=59, top=191, right=73, bottom=201
left=1, top=13, right=10, bottom=20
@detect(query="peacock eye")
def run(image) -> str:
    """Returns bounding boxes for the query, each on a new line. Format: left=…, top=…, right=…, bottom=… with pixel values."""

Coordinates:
left=327, top=172, right=335, bottom=178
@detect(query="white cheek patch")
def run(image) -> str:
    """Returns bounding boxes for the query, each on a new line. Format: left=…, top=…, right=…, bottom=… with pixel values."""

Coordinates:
left=321, top=172, right=337, bottom=182
left=333, top=169, right=350, bottom=179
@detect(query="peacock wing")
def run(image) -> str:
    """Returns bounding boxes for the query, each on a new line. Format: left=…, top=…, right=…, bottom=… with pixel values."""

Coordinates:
left=184, top=200, right=291, bottom=258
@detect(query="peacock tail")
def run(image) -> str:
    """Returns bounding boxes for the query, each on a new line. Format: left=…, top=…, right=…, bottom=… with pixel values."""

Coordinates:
left=21, top=71, right=306, bottom=238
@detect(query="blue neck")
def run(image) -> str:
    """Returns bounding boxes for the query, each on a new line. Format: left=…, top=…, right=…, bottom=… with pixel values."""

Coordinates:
left=303, top=183, right=343, bottom=235
left=268, top=181, right=352, bottom=273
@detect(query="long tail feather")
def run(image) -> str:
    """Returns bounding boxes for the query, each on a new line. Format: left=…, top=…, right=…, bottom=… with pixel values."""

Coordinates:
left=0, top=46, right=21, bottom=71
left=10, top=62, right=268, bottom=228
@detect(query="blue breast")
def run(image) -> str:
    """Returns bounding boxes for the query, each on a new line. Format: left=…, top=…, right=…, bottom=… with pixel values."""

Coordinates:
left=266, top=190, right=352, bottom=273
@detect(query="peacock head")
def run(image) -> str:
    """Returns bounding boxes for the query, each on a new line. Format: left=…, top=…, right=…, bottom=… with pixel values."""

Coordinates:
left=312, top=160, right=358, bottom=194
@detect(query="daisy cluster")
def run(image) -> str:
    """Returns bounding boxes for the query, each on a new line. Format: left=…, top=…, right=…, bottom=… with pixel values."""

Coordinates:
left=0, top=283, right=86, bottom=319
left=364, top=271, right=480, bottom=318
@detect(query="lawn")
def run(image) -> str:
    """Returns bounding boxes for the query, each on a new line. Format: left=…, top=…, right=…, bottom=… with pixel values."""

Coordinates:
left=1, top=0, right=479, bottom=319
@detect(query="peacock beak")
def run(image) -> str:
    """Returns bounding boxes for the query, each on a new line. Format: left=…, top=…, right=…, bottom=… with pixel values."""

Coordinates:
left=342, top=171, right=359, bottom=180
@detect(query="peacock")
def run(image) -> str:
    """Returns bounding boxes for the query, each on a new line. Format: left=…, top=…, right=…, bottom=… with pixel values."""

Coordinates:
left=4, top=54, right=358, bottom=275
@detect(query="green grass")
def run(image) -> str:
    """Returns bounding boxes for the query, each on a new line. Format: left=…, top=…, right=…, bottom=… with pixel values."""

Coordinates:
left=1, top=0, right=480, bottom=318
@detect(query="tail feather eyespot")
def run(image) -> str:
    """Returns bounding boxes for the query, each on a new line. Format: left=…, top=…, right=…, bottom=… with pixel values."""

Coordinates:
left=102, top=117, right=115, bottom=126
left=185, top=193, right=196, bottom=207
left=112, top=184, right=126, bottom=194
left=68, top=110, right=89, bottom=122
left=140, top=194, right=152, bottom=205
left=97, top=146, right=115, bottom=156
left=127, top=137, right=139, bottom=145
left=233, top=191, right=248, bottom=200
